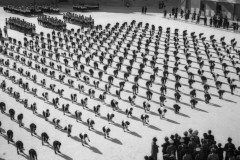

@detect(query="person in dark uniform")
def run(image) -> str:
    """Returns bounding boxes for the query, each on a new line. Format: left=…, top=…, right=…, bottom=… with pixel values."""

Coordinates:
left=66, top=124, right=72, bottom=137
left=204, top=92, right=211, bottom=104
left=43, top=109, right=50, bottom=121
left=79, top=132, right=90, bottom=146
left=173, top=104, right=181, bottom=114
left=190, top=89, right=196, bottom=99
left=102, top=126, right=111, bottom=139
left=122, top=120, right=130, bottom=132
left=17, top=113, right=24, bottom=127
left=30, top=103, right=37, bottom=114
left=75, top=110, right=82, bottom=122
left=7, top=129, right=14, bottom=144
left=125, top=108, right=133, bottom=118
left=224, top=137, right=236, bottom=160
left=30, top=123, right=37, bottom=136
left=29, top=149, right=37, bottom=160
left=151, top=137, right=159, bottom=160
left=41, top=132, right=49, bottom=145
left=0, top=102, right=6, bottom=113
left=93, top=105, right=101, bottom=117
left=146, top=90, right=153, bottom=101
left=190, top=99, right=198, bottom=109
left=107, top=113, right=115, bottom=124
left=16, top=140, right=24, bottom=154
left=9, top=108, right=15, bottom=120
left=218, top=90, right=225, bottom=99
left=111, top=99, right=119, bottom=111
left=217, top=143, right=224, bottom=160
left=53, top=140, right=61, bottom=154
left=128, top=96, right=136, bottom=106
left=87, top=118, right=95, bottom=130
left=140, top=114, right=149, bottom=125
left=143, top=101, right=151, bottom=112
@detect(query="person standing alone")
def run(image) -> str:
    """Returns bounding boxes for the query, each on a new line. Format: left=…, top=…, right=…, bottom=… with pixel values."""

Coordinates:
left=151, top=137, right=159, bottom=160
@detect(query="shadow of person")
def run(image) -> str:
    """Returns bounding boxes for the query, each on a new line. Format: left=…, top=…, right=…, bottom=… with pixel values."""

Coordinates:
left=70, top=136, right=82, bottom=143
left=148, top=125, right=162, bottom=131
left=112, top=122, right=122, bottom=129
left=164, top=118, right=180, bottom=124
left=45, top=144, right=72, bottom=160
left=193, top=107, right=208, bottom=113
left=131, top=116, right=142, bottom=122
left=20, top=152, right=30, bottom=160
left=58, top=153, right=73, bottom=160
left=92, top=130, right=105, bottom=137
left=89, top=146, right=103, bottom=155
left=108, top=137, right=123, bottom=145
left=127, top=131, right=142, bottom=138
left=23, top=126, right=31, bottom=133
left=0, top=128, right=6, bottom=133
left=0, top=133, right=8, bottom=142
left=33, top=134, right=42, bottom=141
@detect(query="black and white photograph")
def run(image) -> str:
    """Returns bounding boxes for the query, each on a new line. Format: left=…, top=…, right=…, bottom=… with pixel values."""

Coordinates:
left=0, top=0, right=240, bottom=160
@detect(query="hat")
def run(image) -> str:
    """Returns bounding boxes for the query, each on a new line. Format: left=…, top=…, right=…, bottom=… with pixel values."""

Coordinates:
left=196, top=147, right=201, bottom=152
left=153, top=137, right=157, bottom=141
left=183, top=131, right=188, bottom=136
left=193, top=130, right=199, bottom=135
left=169, top=139, right=174, bottom=144
left=228, top=137, right=232, bottom=142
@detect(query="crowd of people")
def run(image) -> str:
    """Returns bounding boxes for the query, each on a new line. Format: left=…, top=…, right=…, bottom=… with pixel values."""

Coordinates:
left=3, top=5, right=42, bottom=16
left=164, top=7, right=240, bottom=33
left=37, top=15, right=66, bottom=31
left=73, top=3, right=99, bottom=11
left=63, top=12, right=94, bottom=28
left=153, top=129, right=240, bottom=160
left=6, top=17, right=36, bottom=35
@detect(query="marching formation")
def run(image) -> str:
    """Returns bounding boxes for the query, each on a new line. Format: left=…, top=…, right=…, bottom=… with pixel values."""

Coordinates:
left=6, top=17, right=36, bottom=35
left=37, top=15, right=66, bottom=31
left=3, top=5, right=59, bottom=16
left=63, top=12, right=94, bottom=28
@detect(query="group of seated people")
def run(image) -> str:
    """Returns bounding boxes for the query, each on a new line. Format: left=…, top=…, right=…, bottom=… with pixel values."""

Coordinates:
left=164, top=7, right=239, bottom=32
left=6, top=17, right=36, bottom=35
left=37, top=15, right=66, bottom=31
left=63, top=12, right=94, bottom=28
left=73, top=3, right=99, bottom=11
left=160, top=129, right=240, bottom=160
left=3, top=5, right=42, bottom=16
